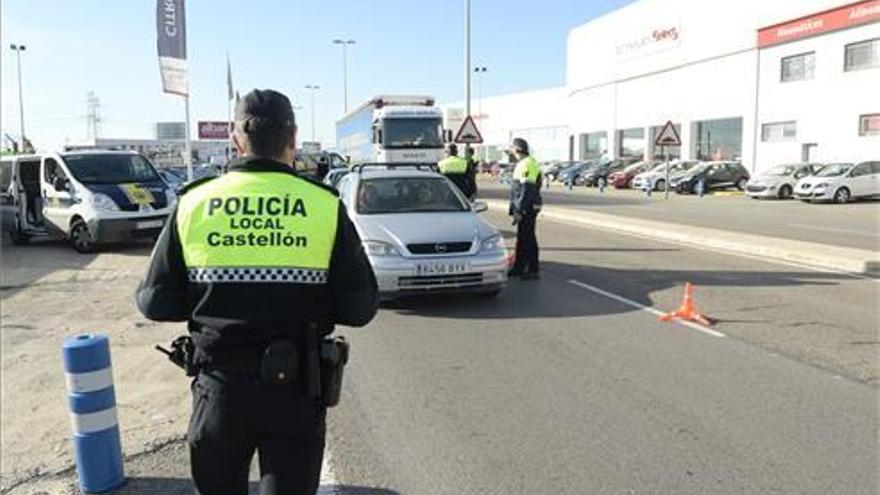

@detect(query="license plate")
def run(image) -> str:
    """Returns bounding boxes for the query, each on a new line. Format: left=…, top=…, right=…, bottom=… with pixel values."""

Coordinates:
left=136, top=220, right=163, bottom=229
left=415, top=262, right=470, bottom=276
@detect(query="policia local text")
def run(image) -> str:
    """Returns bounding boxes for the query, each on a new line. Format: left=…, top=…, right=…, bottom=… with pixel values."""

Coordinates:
left=205, top=195, right=310, bottom=248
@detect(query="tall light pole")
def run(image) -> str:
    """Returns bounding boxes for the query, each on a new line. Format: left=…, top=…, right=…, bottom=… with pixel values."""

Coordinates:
left=474, top=66, right=487, bottom=160
left=9, top=44, right=26, bottom=148
left=332, top=39, right=356, bottom=114
left=464, top=0, right=471, bottom=120
left=304, top=85, right=320, bottom=143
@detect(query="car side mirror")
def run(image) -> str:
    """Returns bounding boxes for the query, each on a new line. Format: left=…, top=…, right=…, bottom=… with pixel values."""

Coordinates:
left=53, top=177, right=69, bottom=192
left=472, top=201, right=489, bottom=213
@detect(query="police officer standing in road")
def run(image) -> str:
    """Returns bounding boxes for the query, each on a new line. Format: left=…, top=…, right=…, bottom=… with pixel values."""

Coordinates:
left=508, top=137, right=542, bottom=280
left=464, top=145, right=478, bottom=200
left=438, top=143, right=471, bottom=198
left=136, top=89, right=378, bottom=495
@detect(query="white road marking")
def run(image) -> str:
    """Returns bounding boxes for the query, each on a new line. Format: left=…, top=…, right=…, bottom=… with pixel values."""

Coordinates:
left=567, top=279, right=727, bottom=338
left=789, top=223, right=880, bottom=239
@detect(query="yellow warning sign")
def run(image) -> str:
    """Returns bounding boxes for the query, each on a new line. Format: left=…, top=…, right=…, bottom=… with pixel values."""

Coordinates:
left=119, top=184, right=155, bottom=205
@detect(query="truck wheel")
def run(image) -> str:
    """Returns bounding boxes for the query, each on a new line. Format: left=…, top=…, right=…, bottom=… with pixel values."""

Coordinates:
left=70, top=219, right=95, bottom=254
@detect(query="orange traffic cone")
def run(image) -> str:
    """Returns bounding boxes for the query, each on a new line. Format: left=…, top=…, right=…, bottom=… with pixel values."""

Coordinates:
left=660, top=282, right=714, bottom=326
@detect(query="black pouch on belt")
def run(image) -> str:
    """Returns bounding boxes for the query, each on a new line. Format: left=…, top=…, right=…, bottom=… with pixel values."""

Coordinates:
left=319, top=337, right=349, bottom=407
left=260, top=340, right=298, bottom=385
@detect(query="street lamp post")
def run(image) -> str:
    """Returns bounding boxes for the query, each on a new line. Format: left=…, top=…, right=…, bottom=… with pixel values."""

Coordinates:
left=332, top=39, right=356, bottom=114
left=474, top=66, right=487, bottom=161
left=9, top=44, right=26, bottom=148
left=304, top=85, right=320, bottom=143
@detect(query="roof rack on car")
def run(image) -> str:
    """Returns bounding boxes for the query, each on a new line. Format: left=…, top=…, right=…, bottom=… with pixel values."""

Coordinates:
left=351, top=163, right=439, bottom=174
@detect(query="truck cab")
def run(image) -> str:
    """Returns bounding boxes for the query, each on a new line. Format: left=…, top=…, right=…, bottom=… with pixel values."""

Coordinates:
left=1, top=150, right=176, bottom=252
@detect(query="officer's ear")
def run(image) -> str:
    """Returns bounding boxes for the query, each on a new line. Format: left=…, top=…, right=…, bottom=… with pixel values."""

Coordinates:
left=232, top=131, right=247, bottom=155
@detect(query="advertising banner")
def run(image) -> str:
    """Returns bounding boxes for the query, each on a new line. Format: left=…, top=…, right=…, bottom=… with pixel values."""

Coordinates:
left=157, top=0, right=188, bottom=96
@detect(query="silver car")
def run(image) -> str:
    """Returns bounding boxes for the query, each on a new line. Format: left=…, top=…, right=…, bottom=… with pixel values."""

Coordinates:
left=745, top=163, right=823, bottom=199
left=335, top=164, right=508, bottom=298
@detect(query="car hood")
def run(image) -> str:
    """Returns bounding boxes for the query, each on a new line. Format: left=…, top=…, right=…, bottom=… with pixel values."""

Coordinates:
left=353, top=211, right=497, bottom=250
left=797, top=175, right=841, bottom=187
left=750, top=174, right=789, bottom=186
left=84, top=181, right=170, bottom=209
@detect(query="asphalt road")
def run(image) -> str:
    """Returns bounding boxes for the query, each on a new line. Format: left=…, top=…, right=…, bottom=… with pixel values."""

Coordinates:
left=478, top=182, right=880, bottom=251
left=326, top=210, right=878, bottom=494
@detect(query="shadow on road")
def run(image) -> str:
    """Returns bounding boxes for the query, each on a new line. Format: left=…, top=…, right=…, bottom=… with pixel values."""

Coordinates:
left=386, top=260, right=853, bottom=321
left=108, top=478, right=399, bottom=495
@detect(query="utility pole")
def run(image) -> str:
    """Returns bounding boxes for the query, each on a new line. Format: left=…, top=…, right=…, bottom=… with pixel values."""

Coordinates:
left=304, top=85, right=320, bottom=143
left=9, top=44, right=27, bottom=148
left=474, top=66, right=487, bottom=119
left=86, top=91, right=102, bottom=141
left=332, top=39, right=356, bottom=114
left=464, top=0, right=471, bottom=120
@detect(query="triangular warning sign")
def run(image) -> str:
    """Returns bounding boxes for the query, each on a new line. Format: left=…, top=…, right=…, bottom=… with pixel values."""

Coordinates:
left=654, top=120, right=681, bottom=147
left=454, top=115, right=483, bottom=144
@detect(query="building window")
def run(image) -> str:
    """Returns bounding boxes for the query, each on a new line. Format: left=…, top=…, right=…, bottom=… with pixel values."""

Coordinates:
left=860, top=114, right=880, bottom=136
left=761, top=121, right=797, bottom=142
left=693, top=117, right=743, bottom=161
left=616, top=128, right=645, bottom=159
left=781, top=52, right=815, bottom=82
left=845, top=39, right=879, bottom=71
left=578, top=131, right=607, bottom=160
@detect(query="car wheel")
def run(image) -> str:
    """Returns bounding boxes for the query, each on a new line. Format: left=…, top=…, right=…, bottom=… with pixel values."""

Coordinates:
left=833, top=187, right=851, bottom=204
left=777, top=185, right=793, bottom=199
left=70, top=219, right=96, bottom=254
left=574, top=177, right=585, bottom=186
left=654, top=179, right=666, bottom=191
left=626, top=178, right=634, bottom=189
left=735, top=177, right=748, bottom=191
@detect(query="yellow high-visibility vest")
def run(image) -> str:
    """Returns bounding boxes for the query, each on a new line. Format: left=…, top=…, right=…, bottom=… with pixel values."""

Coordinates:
left=438, top=156, right=468, bottom=174
left=513, top=156, right=540, bottom=183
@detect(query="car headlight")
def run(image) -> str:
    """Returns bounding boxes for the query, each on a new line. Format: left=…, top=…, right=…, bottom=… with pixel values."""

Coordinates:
left=90, top=193, right=119, bottom=211
left=480, top=234, right=503, bottom=252
left=363, top=240, right=400, bottom=257
left=815, top=182, right=829, bottom=188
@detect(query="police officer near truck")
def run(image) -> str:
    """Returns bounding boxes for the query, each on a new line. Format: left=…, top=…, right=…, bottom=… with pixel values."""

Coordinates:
left=136, top=89, right=378, bottom=495
left=438, top=143, right=472, bottom=198
left=508, top=137, right=542, bottom=280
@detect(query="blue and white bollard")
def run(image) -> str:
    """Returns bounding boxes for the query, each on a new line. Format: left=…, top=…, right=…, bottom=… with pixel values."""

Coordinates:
left=62, top=333, right=125, bottom=493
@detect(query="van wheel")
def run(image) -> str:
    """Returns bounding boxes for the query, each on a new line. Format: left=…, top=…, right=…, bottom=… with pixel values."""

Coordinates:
left=833, top=187, right=851, bottom=204
left=9, top=230, right=30, bottom=245
left=70, top=219, right=95, bottom=254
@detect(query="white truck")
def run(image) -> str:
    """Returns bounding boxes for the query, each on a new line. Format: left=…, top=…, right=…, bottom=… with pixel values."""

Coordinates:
left=336, top=95, right=446, bottom=165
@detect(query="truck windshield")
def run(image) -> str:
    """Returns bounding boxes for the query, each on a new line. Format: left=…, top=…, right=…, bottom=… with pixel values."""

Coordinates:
left=63, top=154, right=161, bottom=184
left=383, top=118, right=443, bottom=149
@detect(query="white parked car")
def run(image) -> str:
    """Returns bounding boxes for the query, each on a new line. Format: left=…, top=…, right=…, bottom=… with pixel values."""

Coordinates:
left=794, top=161, right=879, bottom=203
left=631, top=160, right=698, bottom=191
left=745, top=163, right=823, bottom=199
left=335, top=164, right=508, bottom=298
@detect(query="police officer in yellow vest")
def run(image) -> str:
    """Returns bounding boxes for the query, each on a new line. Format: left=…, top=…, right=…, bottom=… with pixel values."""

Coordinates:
left=438, top=143, right=471, bottom=198
left=508, top=137, right=542, bottom=280
left=136, top=89, right=377, bottom=495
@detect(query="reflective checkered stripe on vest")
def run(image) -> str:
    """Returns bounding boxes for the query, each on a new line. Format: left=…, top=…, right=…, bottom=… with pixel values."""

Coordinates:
left=176, top=171, right=339, bottom=284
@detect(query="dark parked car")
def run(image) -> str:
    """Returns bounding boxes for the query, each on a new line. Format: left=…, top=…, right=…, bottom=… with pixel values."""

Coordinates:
left=672, top=161, right=750, bottom=194
left=581, top=159, right=631, bottom=187
left=609, top=161, right=656, bottom=189
left=556, top=161, right=593, bottom=185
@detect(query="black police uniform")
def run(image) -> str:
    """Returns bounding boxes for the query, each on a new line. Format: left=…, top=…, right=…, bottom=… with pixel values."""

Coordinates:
left=136, top=155, right=377, bottom=494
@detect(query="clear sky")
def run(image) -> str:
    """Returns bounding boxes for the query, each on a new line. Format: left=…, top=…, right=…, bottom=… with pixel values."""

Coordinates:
left=1, top=0, right=635, bottom=151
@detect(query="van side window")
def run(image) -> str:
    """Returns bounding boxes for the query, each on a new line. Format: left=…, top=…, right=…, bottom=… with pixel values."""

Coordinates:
left=44, top=158, right=69, bottom=184
left=0, top=162, right=12, bottom=191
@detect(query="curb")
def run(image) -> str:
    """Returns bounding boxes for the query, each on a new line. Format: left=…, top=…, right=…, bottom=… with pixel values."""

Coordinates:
left=485, top=200, right=880, bottom=276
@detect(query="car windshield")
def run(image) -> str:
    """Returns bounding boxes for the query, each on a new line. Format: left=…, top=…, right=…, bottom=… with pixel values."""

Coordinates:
left=357, top=176, right=468, bottom=214
left=383, top=118, right=443, bottom=149
left=63, top=154, right=161, bottom=184
left=814, top=163, right=852, bottom=177
left=650, top=162, right=690, bottom=173
left=766, top=164, right=798, bottom=176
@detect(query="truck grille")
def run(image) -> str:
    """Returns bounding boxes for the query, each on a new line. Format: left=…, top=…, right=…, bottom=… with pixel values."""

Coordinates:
left=398, top=273, right=483, bottom=290
left=407, top=242, right=472, bottom=255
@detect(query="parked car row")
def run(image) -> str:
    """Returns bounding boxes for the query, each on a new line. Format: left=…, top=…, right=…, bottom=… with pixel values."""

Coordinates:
left=790, top=161, right=880, bottom=203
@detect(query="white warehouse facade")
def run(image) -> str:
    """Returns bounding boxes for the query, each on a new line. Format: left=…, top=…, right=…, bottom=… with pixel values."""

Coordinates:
left=444, top=0, right=879, bottom=171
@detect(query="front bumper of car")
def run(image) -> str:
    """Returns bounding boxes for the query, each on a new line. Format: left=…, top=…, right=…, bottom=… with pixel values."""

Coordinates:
left=794, top=184, right=832, bottom=201
left=745, top=183, right=778, bottom=198
left=369, top=249, right=508, bottom=296
left=88, top=214, right=168, bottom=243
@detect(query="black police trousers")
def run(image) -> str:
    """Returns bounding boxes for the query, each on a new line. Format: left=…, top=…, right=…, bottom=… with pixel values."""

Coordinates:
left=188, top=370, right=326, bottom=495
left=512, top=212, right=539, bottom=274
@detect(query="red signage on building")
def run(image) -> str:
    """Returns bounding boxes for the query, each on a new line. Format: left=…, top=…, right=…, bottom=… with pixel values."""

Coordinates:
left=197, top=121, right=231, bottom=140
left=758, top=0, right=880, bottom=48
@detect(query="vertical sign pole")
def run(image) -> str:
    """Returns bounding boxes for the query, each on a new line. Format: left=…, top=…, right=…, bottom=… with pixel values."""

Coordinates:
left=184, top=94, right=193, bottom=181
left=664, top=145, right=670, bottom=200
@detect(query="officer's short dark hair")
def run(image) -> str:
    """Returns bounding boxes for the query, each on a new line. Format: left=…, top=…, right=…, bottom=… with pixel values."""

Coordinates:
left=235, top=89, right=297, bottom=158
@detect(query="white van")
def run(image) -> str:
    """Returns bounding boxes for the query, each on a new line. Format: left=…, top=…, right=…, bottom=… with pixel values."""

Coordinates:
left=1, top=150, right=176, bottom=252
